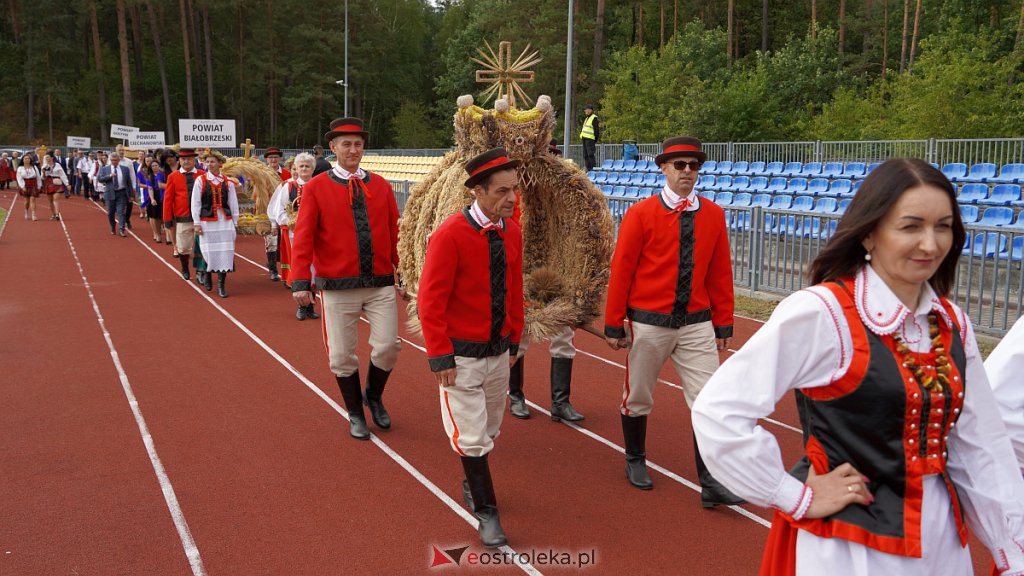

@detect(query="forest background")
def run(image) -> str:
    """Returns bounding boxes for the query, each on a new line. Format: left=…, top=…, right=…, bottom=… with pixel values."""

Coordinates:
left=1, top=0, right=1023, bottom=149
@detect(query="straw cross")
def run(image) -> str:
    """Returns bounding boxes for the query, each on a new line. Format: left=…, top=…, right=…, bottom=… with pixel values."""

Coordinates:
left=241, top=139, right=255, bottom=159
left=473, top=40, right=541, bottom=109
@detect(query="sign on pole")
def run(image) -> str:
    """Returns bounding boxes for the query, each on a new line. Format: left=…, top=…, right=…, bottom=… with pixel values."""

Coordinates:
left=129, top=131, right=166, bottom=149
left=178, top=119, right=236, bottom=147
left=67, top=136, right=91, bottom=149
left=110, top=124, right=140, bottom=140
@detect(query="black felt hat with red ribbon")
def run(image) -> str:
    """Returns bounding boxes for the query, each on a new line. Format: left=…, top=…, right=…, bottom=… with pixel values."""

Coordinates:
left=654, top=136, right=707, bottom=165
left=264, top=147, right=284, bottom=158
left=178, top=148, right=198, bottom=158
left=323, top=117, right=369, bottom=144
left=464, top=147, right=521, bottom=188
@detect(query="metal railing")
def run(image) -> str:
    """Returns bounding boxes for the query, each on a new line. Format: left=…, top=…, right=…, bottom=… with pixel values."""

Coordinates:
left=388, top=176, right=1024, bottom=335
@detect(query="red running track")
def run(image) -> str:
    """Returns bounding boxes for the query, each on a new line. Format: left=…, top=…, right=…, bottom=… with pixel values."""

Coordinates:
left=0, top=190, right=993, bottom=575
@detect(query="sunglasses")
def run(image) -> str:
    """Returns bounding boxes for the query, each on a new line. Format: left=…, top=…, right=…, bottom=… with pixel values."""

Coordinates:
left=671, top=160, right=702, bottom=171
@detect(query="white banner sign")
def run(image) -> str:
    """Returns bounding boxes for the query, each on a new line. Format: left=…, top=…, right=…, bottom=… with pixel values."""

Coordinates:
left=66, top=136, right=91, bottom=148
left=129, top=131, right=166, bottom=148
left=110, top=123, right=139, bottom=140
left=178, top=119, right=236, bottom=147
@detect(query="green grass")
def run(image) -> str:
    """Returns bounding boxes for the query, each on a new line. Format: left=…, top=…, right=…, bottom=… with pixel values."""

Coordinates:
left=0, top=207, right=6, bottom=237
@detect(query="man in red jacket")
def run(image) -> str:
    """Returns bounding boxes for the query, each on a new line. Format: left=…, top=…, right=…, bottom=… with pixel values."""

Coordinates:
left=418, top=147, right=524, bottom=549
left=604, top=136, right=744, bottom=508
left=162, top=149, right=205, bottom=281
left=291, top=118, right=402, bottom=441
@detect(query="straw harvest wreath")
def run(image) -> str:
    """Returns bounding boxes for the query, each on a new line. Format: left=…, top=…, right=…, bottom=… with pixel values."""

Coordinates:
left=397, top=94, right=614, bottom=340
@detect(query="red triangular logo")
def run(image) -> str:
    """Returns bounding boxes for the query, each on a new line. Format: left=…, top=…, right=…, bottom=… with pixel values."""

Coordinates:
left=430, top=545, right=455, bottom=568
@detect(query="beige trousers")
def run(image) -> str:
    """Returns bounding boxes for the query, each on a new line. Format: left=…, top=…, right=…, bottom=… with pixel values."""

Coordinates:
left=320, top=286, right=400, bottom=377
left=439, top=353, right=510, bottom=457
left=174, top=222, right=195, bottom=255
left=622, top=320, right=719, bottom=416
left=517, top=324, right=576, bottom=359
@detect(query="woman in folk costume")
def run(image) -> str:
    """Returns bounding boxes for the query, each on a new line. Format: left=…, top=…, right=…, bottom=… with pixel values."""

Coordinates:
left=191, top=149, right=239, bottom=298
left=16, top=153, right=42, bottom=220
left=692, top=158, right=1024, bottom=576
left=267, top=152, right=318, bottom=320
left=40, top=153, right=68, bottom=221
left=0, top=152, right=14, bottom=189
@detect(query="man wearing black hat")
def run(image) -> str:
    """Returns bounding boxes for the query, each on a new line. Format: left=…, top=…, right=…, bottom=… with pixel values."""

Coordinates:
left=603, top=136, right=743, bottom=508
left=291, top=118, right=402, bottom=441
left=579, top=104, right=600, bottom=171
left=163, top=149, right=206, bottom=282
left=418, top=147, right=524, bottom=548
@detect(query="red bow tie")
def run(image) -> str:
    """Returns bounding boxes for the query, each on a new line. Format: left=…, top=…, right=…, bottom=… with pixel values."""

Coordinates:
left=347, top=175, right=371, bottom=203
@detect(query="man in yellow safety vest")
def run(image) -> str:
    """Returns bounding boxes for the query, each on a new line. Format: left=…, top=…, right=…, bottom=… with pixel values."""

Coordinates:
left=579, top=103, right=601, bottom=171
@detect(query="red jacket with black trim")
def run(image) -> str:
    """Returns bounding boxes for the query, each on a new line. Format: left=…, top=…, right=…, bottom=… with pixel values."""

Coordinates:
left=418, top=209, right=524, bottom=371
left=604, top=194, right=734, bottom=339
left=162, top=168, right=205, bottom=222
left=289, top=170, right=399, bottom=291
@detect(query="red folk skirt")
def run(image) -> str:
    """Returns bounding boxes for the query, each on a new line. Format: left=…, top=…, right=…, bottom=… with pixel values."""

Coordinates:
left=43, top=177, right=65, bottom=195
left=20, top=178, right=40, bottom=198
left=278, top=225, right=292, bottom=287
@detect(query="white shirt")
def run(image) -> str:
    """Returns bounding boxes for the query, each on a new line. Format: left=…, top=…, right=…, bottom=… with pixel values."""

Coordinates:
left=661, top=185, right=699, bottom=211
left=469, top=200, right=504, bottom=230
left=332, top=164, right=366, bottom=181
left=43, top=163, right=69, bottom=187
left=985, top=316, right=1024, bottom=471
left=267, top=178, right=306, bottom=227
left=190, top=171, right=239, bottom=225
left=15, top=166, right=40, bottom=189
left=692, top=264, right=1024, bottom=575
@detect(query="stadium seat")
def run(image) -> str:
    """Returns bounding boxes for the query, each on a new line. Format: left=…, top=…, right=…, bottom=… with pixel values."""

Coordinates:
left=713, top=176, right=733, bottom=191
left=1006, top=211, right=1024, bottom=229
left=628, top=173, right=646, bottom=185
left=587, top=170, right=598, bottom=181
left=830, top=179, right=854, bottom=197
left=656, top=174, right=667, bottom=187
left=941, top=163, right=968, bottom=181
left=961, top=163, right=998, bottom=183
left=732, top=192, right=753, bottom=206
left=980, top=184, right=1022, bottom=206
left=959, top=204, right=980, bottom=224
left=600, top=185, right=613, bottom=195
left=717, top=161, right=734, bottom=175
left=865, top=162, right=882, bottom=176
left=748, top=176, right=770, bottom=192
left=643, top=172, right=659, bottom=186
left=732, top=161, right=750, bottom=175
left=697, top=175, right=716, bottom=189
left=785, top=178, right=810, bottom=195
left=715, top=191, right=734, bottom=206
left=770, top=195, right=793, bottom=209
left=600, top=159, right=615, bottom=170
left=766, top=177, right=788, bottom=193
left=792, top=196, right=814, bottom=211
left=997, top=236, right=1024, bottom=262
left=813, top=198, right=839, bottom=213
left=780, top=162, right=803, bottom=177
left=964, top=232, right=1007, bottom=257
left=729, top=176, right=751, bottom=192
left=700, top=191, right=716, bottom=201
left=853, top=180, right=863, bottom=194
left=958, top=183, right=989, bottom=204
left=979, top=207, right=1014, bottom=226
left=625, top=159, right=639, bottom=172
left=808, top=178, right=831, bottom=196
left=612, top=159, right=626, bottom=171
left=838, top=198, right=852, bottom=213
left=843, top=162, right=867, bottom=179
left=764, top=161, right=785, bottom=176
left=612, top=185, right=627, bottom=197
left=821, top=162, right=844, bottom=178
left=749, top=161, right=767, bottom=175
left=801, top=162, right=824, bottom=177
left=702, top=160, right=719, bottom=174
left=626, top=186, right=641, bottom=198
left=751, top=194, right=772, bottom=208
left=992, top=163, right=1024, bottom=184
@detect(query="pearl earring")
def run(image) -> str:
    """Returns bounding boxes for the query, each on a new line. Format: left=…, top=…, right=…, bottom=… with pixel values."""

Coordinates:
left=864, top=251, right=872, bottom=261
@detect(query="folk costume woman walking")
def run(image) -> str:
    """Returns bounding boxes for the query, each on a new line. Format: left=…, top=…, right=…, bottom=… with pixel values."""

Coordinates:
left=16, top=154, right=41, bottom=220
left=267, top=152, right=318, bottom=319
left=40, top=153, right=68, bottom=220
left=0, top=153, right=14, bottom=189
left=191, top=149, right=239, bottom=298
left=692, top=158, right=1024, bottom=575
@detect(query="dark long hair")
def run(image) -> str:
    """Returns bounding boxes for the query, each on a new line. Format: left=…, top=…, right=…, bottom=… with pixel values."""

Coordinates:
left=809, top=157, right=965, bottom=296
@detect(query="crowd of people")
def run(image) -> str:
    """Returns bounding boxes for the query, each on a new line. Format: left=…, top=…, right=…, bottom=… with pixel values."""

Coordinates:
left=4, top=116, right=1024, bottom=574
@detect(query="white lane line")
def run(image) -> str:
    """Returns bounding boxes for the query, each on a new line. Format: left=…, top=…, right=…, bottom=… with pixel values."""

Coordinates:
left=0, top=193, right=17, bottom=241
left=58, top=218, right=206, bottom=575
left=108, top=221, right=542, bottom=575
left=232, top=250, right=782, bottom=526
left=573, top=349, right=803, bottom=435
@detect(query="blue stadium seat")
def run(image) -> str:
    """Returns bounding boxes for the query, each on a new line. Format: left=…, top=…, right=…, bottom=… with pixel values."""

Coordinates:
left=961, top=163, right=997, bottom=183
left=843, top=163, right=867, bottom=179
left=636, top=160, right=650, bottom=172
left=622, top=159, right=637, bottom=171
left=801, top=162, right=824, bottom=177
left=697, top=175, right=716, bottom=189
left=766, top=177, right=788, bottom=193
left=992, top=163, right=1024, bottom=184
left=717, top=161, right=734, bottom=175
left=770, top=195, right=793, bottom=209
left=600, top=185, right=613, bottom=195
left=853, top=180, right=863, bottom=194
left=748, top=176, right=770, bottom=192
left=732, top=192, right=753, bottom=206
left=772, top=214, right=798, bottom=235
left=997, top=236, right=1024, bottom=262
left=732, top=161, right=750, bottom=175
left=1006, top=211, right=1024, bottom=229
left=587, top=170, right=597, bottom=180
left=715, top=191, right=734, bottom=206
left=751, top=194, right=772, bottom=208
left=821, top=162, right=844, bottom=178
left=628, top=173, right=645, bottom=185
left=785, top=178, right=810, bottom=195
left=591, top=171, right=605, bottom=183
left=813, top=198, right=839, bottom=213
left=729, top=176, right=751, bottom=192
left=612, top=185, right=627, bottom=197
left=959, top=204, right=980, bottom=224
left=612, top=159, right=625, bottom=171
left=808, top=178, right=831, bottom=196
left=749, top=161, right=767, bottom=175
left=980, top=184, right=1022, bottom=206
left=865, top=162, right=882, bottom=177
left=780, top=162, right=803, bottom=177
left=958, top=183, right=989, bottom=204
left=792, top=196, right=814, bottom=211
left=702, top=160, right=719, bottom=174
left=979, top=207, right=1014, bottom=226
left=764, top=161, right=785, bottom=176
left=838, top=198, right=852, bottom=213
left=626, top=186, right=641, bottom=198
left=600, top=159, right=615, bottom=170
left=656, top=174, right=667, bottom=187
left=700, top=191, right=716, bottom=201
left=830, top=179, right=854, bottom=197
left=942, top=163, right=968, bottom=181
left=713, top=175, right=733, bottom=191
left=964, top=232, right=1007, bottom=257
left=643, top=172, right=659, bottom=186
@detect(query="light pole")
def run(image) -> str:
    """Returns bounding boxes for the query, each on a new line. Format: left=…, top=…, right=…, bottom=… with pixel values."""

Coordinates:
left=562, top=1, right=574, bottom=159
left=344, top=0, right=349, bottom=117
